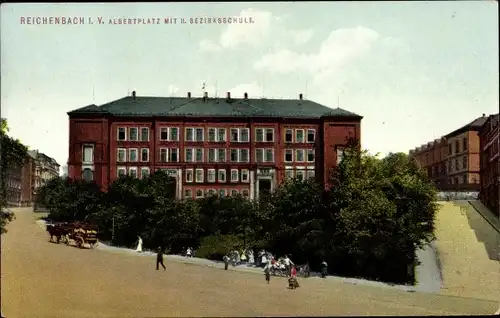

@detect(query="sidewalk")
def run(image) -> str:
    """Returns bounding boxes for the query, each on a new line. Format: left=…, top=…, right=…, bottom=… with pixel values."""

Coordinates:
left=468, top=200, right=500, bottom=233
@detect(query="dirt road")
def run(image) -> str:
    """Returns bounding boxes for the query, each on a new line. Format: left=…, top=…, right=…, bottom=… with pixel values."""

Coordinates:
left=1, top=208, right=498, bottom=317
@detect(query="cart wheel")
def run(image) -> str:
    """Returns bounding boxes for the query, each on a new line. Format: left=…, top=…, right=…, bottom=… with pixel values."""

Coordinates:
left=77, top=238, right=84, bottom=248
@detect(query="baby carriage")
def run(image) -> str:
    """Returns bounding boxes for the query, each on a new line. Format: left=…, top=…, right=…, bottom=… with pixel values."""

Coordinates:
left=288, top=277, right=300, bottom=289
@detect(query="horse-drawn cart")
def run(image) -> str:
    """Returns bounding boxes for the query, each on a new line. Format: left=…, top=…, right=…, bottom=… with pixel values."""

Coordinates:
left=46, top=221, right=98, bottom=249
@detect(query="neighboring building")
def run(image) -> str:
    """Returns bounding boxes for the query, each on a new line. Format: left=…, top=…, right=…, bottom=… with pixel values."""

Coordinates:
left=479, top=114, right=499, bottom=217
left=409, top=114, right=488, bottom=191
left=20, top=155, right=34, bottom=205
left=5, top=163, right=22, bottom=207
left=28, top=150, right=60, bottom=200
left=67, top=91, right=362, bottom=200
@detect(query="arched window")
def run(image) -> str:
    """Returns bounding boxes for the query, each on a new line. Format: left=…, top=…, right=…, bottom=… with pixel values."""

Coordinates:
left=82, top=168, right=93, bottom=182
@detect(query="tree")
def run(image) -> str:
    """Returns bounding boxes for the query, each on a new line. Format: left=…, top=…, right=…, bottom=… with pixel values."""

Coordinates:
left=0, top=119, right=29, bottom=234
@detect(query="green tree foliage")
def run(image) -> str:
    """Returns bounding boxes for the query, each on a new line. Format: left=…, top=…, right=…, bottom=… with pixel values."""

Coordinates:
left=0, top=119, right=29, bottom=234
left=36, top=142, right=438, bottom=284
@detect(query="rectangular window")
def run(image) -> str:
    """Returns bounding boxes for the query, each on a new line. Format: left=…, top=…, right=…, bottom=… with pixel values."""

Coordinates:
left=218, top=169, right=226, bottom=182
left=129, top=167, right=138, bottom=178
left=195, top=128, right=204, bottom=142
left=285, top=129, right=293, bottom=142
left=285, top=169, right=294, bottom=180
left=295, top=170, right=305, bottom=181
left=242, top=189, right=249, bottom=198
left=240, top=149, right=249, bottom=162
left=455, top=140, right=460, bottom=153
left=117, top=166, right=127, bottom=177
left=463, top=138, right=468, bottom=151
left=448, top=143, right=453, bottom=156
left=255, top=128, right=264, bottom=142
left=206, top=189, right=216, bottom=197
left=455, top=158, right=460, bottom=170
left=195, top=189, right=204, bottom=198
left=265, top=128, right=274, bottom=142
left=265, top=149, right=274, bottom=162
left=140, top=127, right=149, bottom=141
left=230, top=149, right=239, bottom=162
left=185, top=148, right=193, bottom=162
left=82, top=144, right=94, bottom=163
left=207, top=169, right=216, bottom=183
left=307, top=129, right=315, bottom=143
left=141, top=148, right=149, bottom=162
left=160, top=128, right=169, bottom=141
left=195, top=148, right=204, bottom=162
left=295, top=149, right=305, bottom=162
left=117, top=127, right=126, bottom=141
left=170, top=127, right=179, bottom=141
left=240, top=128, right=249, bottom=142
left=129, top=127, right=138, bottom=141
left=219, top=189, right=226, bottom=197
left=217, top=149, right=226, bottom=162
left=186, top=169, right=194, bottom=183
left=185, top=128, right=194, bottom=142
left=129, top=148, right=138, bottom=162
left=295, top=129, right=304, bottom=143
left=141, top=167, right=150, bottom=178
left=230, top=128, right=239, bottom=142
left=217, top=128, right=226, bottom=142
left=184, top=189, right=192, bottom=199
left=195, top=169, right=204, bottom=183
left=208, top=148, right=216, bottom=162
left=231, top=169, right=239, bottom=182
left=337, top=148, right=344, bottom=165
left=231, top=189, right=239, bottom=196
left=241, top=169, right=249, bottom=182
left=160, top=148, right=168, bottom=162
left=255, top=148, right=264, bottom=163
left=284, top=149, right=293, bottom=162
left=169, top=148, right=179, bottom=162
left=208, top=128, right=216, bottom=142
left=306, top=170, right=315, bottom=180
left=307, top=149, right=315, bottom=162
left=462, top=156, right=467, bottom=170
left=117, top=148, right=127, bottom=162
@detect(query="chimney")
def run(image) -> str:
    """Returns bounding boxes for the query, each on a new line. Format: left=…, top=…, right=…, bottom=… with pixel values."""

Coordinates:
left=299, top=93, right=303, bottom=100
left=482, top=113, right=486, bottom=117
left=227, top=92, right=231, bottom=100
left=132, top=91, right=136, bottom=99
left=244, top=92, right=248, bottom=99
left=187, top=92, right=191, bottom=98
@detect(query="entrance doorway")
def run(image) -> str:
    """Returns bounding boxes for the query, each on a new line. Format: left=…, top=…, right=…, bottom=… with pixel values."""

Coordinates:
left=258, top=179, right=272, bottom=199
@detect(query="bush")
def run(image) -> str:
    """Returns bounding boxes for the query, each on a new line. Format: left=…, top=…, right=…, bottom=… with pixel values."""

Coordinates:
left=195, top=235, right=244, bottom=261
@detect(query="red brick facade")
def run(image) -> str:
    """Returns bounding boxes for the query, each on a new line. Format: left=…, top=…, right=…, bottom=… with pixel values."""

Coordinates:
left=68, top=116, right=361, bottom=199
left=479, top=114, right=499, bottom=216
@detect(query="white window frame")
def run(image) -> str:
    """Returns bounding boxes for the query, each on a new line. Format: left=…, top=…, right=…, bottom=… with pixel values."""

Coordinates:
left=230, top=149, right=239, bottom=162
left=295, top=129, right=305, bottom=143
left=140, top=148, right=149, bottom=162
left=285, top=169, right=294, bottom=180
left=195, top=148, right=204, bottom=162
left=255, top=148, right=264, bottom=163
left=207, top=169, right=216, bottom=183
left=159, top=127, right=169, bottom=141
left=140, top=127, right=150, bottom=141
left=219, top=189, right=226, bottom=197
left=240, top=128, right=250, bottom=142
left=141, top=167, right=150, bottom=178
left=217, top=148, right=226, bottom=163
left=264, top=148, right=274, bottom=163
left=208, top=148, right=217, bottom=163
left=255, top=128, right=264, bottom=142
left=241, top=169, right=249, bottom=183
left=208, top=128, right=217, bottom=142
left=307, top=129, right=316, bottom=143
left=129, top=127, right=139, bottom=141
left=169, top=127, right=179, bottom=141
left=217, top=128, right=227, bottom=142
left=117, top=166, right=127, bottom=177
left=218, top=169, right=226, bottom=183
left=230, top=128, right=239, bottom=142
left=195, top=127, right=204, bottom=142
left=306, top=169, right=315, bottom=180
left=295, top=149, right=305, bottom=163
left=185, top=148, right=194, bottom=163
left=160, top=148, right=168, bottom=162
left=239, top=148, right=249, bottom=163
left=117, top=148, right=127, bottom=162
left=117, top=127, right=127, bottom=141
left=185, top=127, right=194, bottom=142
left=264, top=128, right=274, bottom=142
left=284, top=149, right=293, bottom=163
left=337, top=148, right=344, bottom=165
left=206, top=189, right=216, bottom=197
left=195, top=168, right=204, bottom=183
left=129, top=148, right=139, bottom=162
left=230, top=169, right=239, bottom=182
left=307, top=149, right=315, bottom=163
left=185, top=169, right=194, bottom=183
left=231, top=189, right=239, bottom=196
left=184, top=189, right=192, bottom=199
left=195, top=189, right=204, bottom=199
left=285, top=129, right=293, bottom=143
left=295, top=169, right=305, bottom=181
left=129, top=167, right=138, bottom=178
left=242, top=189, right=250, bottom=197
left=169, top=148, right=179, bottom=162
left=82, top=144, right=94, bottom=164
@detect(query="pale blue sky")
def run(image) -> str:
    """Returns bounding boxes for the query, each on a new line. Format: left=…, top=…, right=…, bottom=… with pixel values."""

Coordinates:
left=1, top=2, right=498, bottom=170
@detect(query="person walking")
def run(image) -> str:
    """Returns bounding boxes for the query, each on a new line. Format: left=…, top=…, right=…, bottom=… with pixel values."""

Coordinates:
left=135, top=236, right=143, bottom=253
left=223, top=254, right=230, bottom=270
left=264, top=262, right=271, bottom=284
left=321, top=260, right=328, bottom=278
left=156, top=246, right=166, bottom=270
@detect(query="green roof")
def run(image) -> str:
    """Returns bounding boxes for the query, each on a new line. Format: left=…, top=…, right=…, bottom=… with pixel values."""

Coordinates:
left=68, top=95, right=362, bottom=119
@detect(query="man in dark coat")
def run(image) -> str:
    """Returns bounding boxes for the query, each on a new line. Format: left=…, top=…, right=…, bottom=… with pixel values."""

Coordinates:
left=156, top=246, right=166, bottom=270
left=321, top=260, right=328, bottom=278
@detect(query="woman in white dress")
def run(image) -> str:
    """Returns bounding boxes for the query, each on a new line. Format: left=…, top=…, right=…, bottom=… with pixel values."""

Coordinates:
left=135, top=236, right=143, bottom=253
